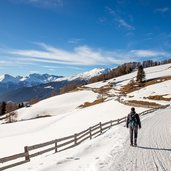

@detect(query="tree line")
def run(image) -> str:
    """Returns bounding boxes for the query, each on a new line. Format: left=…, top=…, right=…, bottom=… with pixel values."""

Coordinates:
left=89, top=59, right=171, bottom=84
left=0, top=98, right=39, bottom=116
left=59, top=59, right=171, bottom=93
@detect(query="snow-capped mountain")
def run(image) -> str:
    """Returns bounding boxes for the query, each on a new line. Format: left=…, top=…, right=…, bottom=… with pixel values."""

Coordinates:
left=0, top=68, right=111, bottom=102
left=0, top=74, right=63, bottom=101
left=0, top=74, right=20, bottom=83
left=69, top=68, right=111, bottom=80
left=0, top=73, right=63, bottom=86
left=0, top=68, right=110, bottom=85
left=55, top=68, right=111, bottom=82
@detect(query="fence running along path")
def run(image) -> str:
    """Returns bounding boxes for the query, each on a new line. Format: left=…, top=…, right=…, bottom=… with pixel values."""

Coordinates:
left=0, top=115, right=8, bottom=121
left=0, top=113, right=16, bottom=121
left=0, top=104, right=169, bottom=170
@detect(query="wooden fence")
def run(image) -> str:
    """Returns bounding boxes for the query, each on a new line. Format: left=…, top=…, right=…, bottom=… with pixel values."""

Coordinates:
left=0, top=104, right=169, bottom=170
left=0, top=112, right=15, bottom=121
left=0, top=115, right=8, bottom=121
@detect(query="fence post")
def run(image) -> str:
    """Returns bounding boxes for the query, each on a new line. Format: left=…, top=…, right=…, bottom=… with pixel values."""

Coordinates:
left=117, top=119, right=120, bottom=124
left=99, top=122, right=102, bottom=133
left=110, top=120, right=112, bottom=128
left=89, top=127, right=92, bottom=139
left=74, top=134, right=77, bottom=145
left=55, top=139, right=58, bottom=153
left=24, top=146, right=30, bottom=161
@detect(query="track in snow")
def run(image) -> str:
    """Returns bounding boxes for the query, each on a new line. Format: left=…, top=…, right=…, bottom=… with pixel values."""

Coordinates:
left=104, top=108, right=171, bottom=171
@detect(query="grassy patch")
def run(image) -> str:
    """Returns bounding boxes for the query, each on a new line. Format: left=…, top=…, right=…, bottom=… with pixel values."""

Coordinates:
left=127, top=100, right=161, bottom=107
left=92, top=85, right=112, bottom=96
left=120, top=82, right=140, bottom=94
left=121, top=76, right=171, bottom=94
left=79, top=98, right=106, bottom=108
left=145, top=95, right=171, bottom=101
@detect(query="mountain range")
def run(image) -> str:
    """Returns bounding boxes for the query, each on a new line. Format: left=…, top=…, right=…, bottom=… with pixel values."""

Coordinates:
left=0, top=68, right=110, bottom=102
left=0, top=73, right=63, bottom=85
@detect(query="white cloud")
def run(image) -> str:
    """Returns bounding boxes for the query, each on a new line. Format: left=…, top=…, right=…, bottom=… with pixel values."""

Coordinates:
left=130, top=50, right=169, bottom=57
left=44, top=65, right=82, bottom=70
left=0, top=60, right=13, bottom=66
left=29, top=70, right=40, bottom=74
left=3, top=43, right=171, bottom=68
left=0, top=61, right=6, bottom=64
left=105, top=7, right=135, bottom=30
left=68, top=38, right=83, bottom=44
left=117, top=18, right=134, bottom=30
left=155, top=7, right=169, bottom=13
left=10, top=43, right=129, bottom=66
left=10, top=0, right=63, bottom=8
left=98, top=17, right=107, bottom=23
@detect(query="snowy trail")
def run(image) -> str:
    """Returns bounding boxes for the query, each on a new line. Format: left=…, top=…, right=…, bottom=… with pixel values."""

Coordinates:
left=105, top=108, right=171, bottom=171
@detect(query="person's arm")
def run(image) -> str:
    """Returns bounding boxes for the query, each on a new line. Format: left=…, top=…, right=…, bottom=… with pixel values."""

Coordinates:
left=126, top=114, right=129, bottom=128
left=137, top=114, right=141, bottom=128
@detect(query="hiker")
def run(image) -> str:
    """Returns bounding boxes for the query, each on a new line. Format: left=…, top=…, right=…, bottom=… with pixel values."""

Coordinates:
left=126, top=107, right=141, bottom=146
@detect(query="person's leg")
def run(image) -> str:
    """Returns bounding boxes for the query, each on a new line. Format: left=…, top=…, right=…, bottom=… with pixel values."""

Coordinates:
left=130, top=127, right=133, bottom=145
left=134, top=127, right=138, bottom=146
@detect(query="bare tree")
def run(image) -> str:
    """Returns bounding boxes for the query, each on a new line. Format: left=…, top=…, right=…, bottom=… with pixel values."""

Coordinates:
left=6, top=102, right=18, bottom=113
left=4, top=102, right=18, bottom=123
left=30, top=98, right=39, bottom=105
left=5, top=111, right=18, bottom=123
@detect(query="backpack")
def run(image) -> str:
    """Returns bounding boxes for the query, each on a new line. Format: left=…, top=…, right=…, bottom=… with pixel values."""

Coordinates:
left=129, top=113, right=138, bottom=128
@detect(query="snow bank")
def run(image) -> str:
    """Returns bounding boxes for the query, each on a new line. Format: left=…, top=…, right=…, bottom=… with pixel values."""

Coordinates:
left=16, top=90, right=98, bottom=120
left=124, top=80, right=171, bottom=105
left=0, top=99, right=145, bottom=157
left=86, top=63, right=171, bottom=89
left=6, top=125, right=128, bottom=171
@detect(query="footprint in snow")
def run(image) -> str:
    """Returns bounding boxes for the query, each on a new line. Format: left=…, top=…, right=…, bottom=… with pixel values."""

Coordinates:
left=66, top=157, right=74, bottom=160
left=56, top=160, right=66, bottom=165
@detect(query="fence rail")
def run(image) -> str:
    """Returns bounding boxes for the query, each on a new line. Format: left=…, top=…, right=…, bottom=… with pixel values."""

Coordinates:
left=0, top=112, right=17, bottom=121
left=0, top=104, right=169, bottom=170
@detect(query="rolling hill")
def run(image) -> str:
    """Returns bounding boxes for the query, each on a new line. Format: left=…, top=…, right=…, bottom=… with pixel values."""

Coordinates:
left=0, top=63, right=171, bottom=171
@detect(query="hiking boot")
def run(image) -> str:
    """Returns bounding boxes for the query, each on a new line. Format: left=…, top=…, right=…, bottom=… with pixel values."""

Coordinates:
left=134, top=139, right=137, bottom=146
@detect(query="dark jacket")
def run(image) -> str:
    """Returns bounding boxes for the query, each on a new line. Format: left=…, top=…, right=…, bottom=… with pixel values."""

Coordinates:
left=126, top=111, right=141, bottom=128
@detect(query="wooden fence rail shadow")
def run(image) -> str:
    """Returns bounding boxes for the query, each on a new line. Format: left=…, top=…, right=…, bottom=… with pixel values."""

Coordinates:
left=0, top=104, right=169, bottom=170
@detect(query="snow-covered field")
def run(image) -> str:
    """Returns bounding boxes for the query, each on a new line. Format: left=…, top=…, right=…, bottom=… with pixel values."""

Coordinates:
left=17, top=90, right=99, bottom=120
left=0, top=98, right=145, bottom=157
left=124, top=80, right=171, bottom=105
left=86, top=63, right=171, bottom=90
left=3, top=107, right=171, bottom=171
left=4, top=124, right=127, bottom=171
left=87, top=63, right=171, bottom=105
left=1, top=63, right=171, bottom=170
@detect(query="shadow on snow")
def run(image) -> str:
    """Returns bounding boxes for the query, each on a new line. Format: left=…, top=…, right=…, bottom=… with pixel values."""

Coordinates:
left=137, top=146, right=171, bottom=152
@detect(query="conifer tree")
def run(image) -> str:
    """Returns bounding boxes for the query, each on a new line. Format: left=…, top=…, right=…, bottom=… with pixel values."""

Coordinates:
left=0, top=101, right=6, bottom=115
left=136, top=65, right=145, bottom=83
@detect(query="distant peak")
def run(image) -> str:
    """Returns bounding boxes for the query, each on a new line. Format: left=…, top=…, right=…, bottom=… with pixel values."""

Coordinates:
left=0, top=73, right=63, bottom=84
left=56, top=67, right=111, bottom=82
left=0, top=74, right=18, bottom=83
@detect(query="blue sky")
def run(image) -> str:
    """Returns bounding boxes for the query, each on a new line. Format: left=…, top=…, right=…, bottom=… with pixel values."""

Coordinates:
left=0, top=0, right=171, bottom=76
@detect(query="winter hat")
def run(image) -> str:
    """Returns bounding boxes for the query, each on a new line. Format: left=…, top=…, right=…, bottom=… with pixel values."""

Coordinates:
left=131, top=107, right=135, bottom=112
